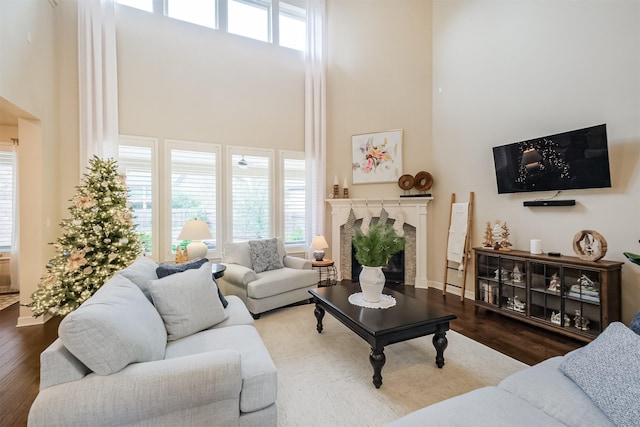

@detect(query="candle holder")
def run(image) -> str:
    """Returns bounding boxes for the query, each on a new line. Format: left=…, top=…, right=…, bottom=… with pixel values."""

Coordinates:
left=333, top=184, right=340, bottom=198
left=343, top=188, right=349, bottom=198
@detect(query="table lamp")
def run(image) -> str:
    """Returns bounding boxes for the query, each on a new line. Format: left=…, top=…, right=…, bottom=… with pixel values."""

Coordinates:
left=178, top=219, right=213, bottom=260
left=311, top=235, right=329, bottom=261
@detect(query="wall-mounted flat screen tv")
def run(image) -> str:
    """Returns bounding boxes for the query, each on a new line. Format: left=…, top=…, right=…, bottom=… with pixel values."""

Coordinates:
left=492, top=124, right=611, bottom=194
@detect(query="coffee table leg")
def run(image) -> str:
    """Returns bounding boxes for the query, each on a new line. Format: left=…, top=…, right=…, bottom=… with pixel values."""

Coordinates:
left=314, top=304, right=325, bottom=333
left=370, top=347, right=386, bottom=388
left=432, top=329, right=448, bottom=368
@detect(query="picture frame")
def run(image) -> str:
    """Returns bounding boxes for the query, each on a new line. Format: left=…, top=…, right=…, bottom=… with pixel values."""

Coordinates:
left=351, top=129, right=403, bottom=184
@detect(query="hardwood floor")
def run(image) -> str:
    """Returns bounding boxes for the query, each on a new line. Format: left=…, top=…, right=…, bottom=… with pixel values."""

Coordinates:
left=0, top=286, right=583, bottom=426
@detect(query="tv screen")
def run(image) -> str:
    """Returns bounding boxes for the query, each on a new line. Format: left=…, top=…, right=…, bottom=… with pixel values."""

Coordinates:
left=492, top=124, right=612, bottom=194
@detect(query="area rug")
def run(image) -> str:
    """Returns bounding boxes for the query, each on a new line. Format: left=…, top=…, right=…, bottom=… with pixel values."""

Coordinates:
left=254, top=304, right=528, bottom=427
left=0, top=293, right=19, bottom=311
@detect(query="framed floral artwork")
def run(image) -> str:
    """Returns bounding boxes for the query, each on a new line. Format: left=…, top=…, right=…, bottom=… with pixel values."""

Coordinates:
left=351, top=129, right=403, bottom=184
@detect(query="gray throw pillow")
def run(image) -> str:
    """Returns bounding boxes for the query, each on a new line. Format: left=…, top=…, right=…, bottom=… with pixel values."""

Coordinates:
left=156, top=258, right=228, bottom=308
left=148, top=262, right=228, bottom=341
left=58, top=274, right=167, bottom=375
left=249, top=238, right=284, bottom=273
left=560, top=322, right=640, bottom=427
left=116, top=256, right=159, bottom=301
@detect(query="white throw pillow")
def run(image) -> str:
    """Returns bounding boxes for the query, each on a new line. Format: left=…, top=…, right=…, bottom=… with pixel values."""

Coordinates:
left=58, top=274, right=167, bottom=375
left=116, top=256, right=159, bottom=301
left=148, top=262, right=228, bottom=341
left=223, top=241, right=253, bottom=269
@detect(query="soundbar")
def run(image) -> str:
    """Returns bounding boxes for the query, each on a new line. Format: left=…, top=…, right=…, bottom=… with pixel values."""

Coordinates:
left=523, top=200, right=576, bottom=207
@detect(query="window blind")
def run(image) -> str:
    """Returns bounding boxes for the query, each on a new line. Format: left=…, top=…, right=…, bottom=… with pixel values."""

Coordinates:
left=231, top=154, right=270, bottom=241
left=0, top=149, right=14, bottom=250
left=283, top=157, right=306, bottom=245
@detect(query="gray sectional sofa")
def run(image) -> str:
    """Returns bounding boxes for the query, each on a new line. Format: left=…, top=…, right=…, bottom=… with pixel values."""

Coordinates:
left=28, top=258, right=277, bottom=427
left=388, top=320, right=640, bottom=427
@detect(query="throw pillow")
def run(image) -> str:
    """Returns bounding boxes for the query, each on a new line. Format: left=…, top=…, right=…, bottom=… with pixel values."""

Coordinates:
left=116, top=256, right=159, bottom=301
left=148, top=262, right=228, bottom=341
left=58, top=274, right=167, bottom=375
left=249, top=238, right=284, bottom=273
left=156, top=258, right=228, bottom=308
left=560, top=322, right=640, bottom=426
left=223, top=241, right=253, bottom=269
left=630, top=310, right=640, bottom=335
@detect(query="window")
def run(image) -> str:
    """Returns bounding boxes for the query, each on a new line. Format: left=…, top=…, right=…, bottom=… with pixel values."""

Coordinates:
left=116, top=0, right=153, bottom=12
left=0, top=144, right=15, bottom=251
left=228, top=148, right=273, bottom=241
left=118, top=0, right=306, bottom=51
left=118, top=137, right=158, bottom=256
left=279, top=1, right=306, bottom=51
left=281, top=151, right=306, bottom=245
left=167, top=142, right=219, bottom=255
left=166, top=0, right=216, bottom=29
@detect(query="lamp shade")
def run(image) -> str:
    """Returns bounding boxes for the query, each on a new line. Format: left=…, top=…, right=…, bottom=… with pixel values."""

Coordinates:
left=311, top=235, right=329, bottom=250
left=178, top=219, right=213, bottom=241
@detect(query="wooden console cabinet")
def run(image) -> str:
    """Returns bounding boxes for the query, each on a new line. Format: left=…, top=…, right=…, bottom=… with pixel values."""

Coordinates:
left=474, top=247, right=622, bottom=342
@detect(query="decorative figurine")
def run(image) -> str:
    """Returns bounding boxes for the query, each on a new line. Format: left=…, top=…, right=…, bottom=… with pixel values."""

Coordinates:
left=574, top=309, right=590, bottom=331
left=494, top=268, right=501, bottom=280
left=492, top=220, right=503, bottom=250
left=483, top=221, right=494, bottom=248
left=498, top=222, right=513, bottom=251
left=550, top=311, right=571, bottom=326
left=507, top=296, right=526, bottom=312
left=175, top=245, right=185, bottom=264
left=512, top=264, right=523, bottom=283
left=501, top=268, right=510, bottom=282
left=568, top=275, right=600, bottom=303
left=547, top=273, right=561, bottom=292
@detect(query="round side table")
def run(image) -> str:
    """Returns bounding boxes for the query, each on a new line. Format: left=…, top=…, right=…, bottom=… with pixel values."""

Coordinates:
left=311, top=259, right=337, bottom=286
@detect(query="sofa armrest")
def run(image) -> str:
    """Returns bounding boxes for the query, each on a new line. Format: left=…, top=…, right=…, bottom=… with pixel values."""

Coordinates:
left=28, top=350, right=242, bottom=427
left=222, top=263, right=258, bottom=285
left=283, top=255, right=312, bottom=270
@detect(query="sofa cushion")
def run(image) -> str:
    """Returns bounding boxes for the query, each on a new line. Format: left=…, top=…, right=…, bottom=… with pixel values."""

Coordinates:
left=249, top=238, right=284, bottom=273
left=386, top=386, right=566, bottom=427
left=630, top=309, right=640, bottom=335
left=248, top=267, right=318, bottom=299
left=149, top=262, right=228, bottom=341
left=115, top=256, right=158, bottom=301
left=156, top=258, right=228, bottom=308
left=223, top=241, right=253, bottom=269
left=165, top=324, right=277, bottom=413
left=58, top=274, right=167, bottom=375
left=499, top=356, right=614, bottom=427
left=560, top=322, right=640, bottom=427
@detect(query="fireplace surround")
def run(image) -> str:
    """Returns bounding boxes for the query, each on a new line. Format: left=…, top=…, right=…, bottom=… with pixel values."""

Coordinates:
left=327, top=198, right=432, bottom=287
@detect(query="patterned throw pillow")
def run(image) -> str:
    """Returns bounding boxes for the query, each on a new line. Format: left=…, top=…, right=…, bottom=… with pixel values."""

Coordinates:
left=249, top=238, right=284, bottom=273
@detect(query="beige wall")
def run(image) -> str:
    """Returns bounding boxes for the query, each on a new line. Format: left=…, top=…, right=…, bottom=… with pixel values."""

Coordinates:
left=0, top=0, right=78, bottom=324
left=325, top=0, right=433, bottom=256
left=115, top=5, right=305, bottom=149
left=431, top=0, right=640, bottom=322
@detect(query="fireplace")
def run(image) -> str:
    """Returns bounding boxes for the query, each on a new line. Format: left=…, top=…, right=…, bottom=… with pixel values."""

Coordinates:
left=327, top=198, right=432, bottom=287
left=351, top=245, right=405, bottom=285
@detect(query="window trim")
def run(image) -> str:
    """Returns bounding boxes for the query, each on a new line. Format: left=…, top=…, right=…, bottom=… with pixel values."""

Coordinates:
left=118, top=135, right=160, bottom=258
left=164, top=139, right=222, bottom=261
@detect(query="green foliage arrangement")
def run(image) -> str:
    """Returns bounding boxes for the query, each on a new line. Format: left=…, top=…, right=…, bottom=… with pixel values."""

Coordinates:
left=352, top=222, right=405, bottom=267
left=27, top=156, right=143, bottom=317
left=624, top=252, right=640, bottom=266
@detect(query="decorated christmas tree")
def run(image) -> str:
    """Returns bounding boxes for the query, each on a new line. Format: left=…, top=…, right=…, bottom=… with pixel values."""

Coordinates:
left=27, top=156, right=143, bottom=317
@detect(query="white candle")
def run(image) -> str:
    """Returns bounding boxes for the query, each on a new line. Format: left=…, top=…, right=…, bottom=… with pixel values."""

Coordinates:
left=530, top=239, right=542, bottom=254
left=343, top=178, right=348, bottom=189
left=334, top=176, right=339, bottom=186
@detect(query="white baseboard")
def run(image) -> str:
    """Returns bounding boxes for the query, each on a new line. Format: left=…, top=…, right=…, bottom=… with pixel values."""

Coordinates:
left=17, top=313, right=51, bottom=327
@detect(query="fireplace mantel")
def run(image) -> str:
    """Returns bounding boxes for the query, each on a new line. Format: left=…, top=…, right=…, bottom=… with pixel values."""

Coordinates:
left=326, top=197, right=433, bottom=287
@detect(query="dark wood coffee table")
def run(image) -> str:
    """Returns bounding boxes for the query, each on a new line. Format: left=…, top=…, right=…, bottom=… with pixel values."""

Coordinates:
left=309, top=283, right=457, bottom=388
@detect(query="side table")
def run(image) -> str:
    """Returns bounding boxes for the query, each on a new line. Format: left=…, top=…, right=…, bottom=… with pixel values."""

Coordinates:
left=212, top=263, right=226, bottom=279
left=311, top=259, right=337, bottom=286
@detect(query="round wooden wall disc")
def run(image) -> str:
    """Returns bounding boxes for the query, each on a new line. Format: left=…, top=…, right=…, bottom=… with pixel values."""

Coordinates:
left=398, top=174, right=414, bottom=190
left=572, top=230, right=607, bottom=261
left=414, top=171, right=433, bottom=191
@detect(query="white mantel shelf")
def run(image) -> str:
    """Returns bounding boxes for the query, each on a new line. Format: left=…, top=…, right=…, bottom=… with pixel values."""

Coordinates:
left=326, top=197, right=433, bottom=288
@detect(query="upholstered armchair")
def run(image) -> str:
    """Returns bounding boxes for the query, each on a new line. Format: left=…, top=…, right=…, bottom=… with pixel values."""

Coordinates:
left=217, top=238, right=318, bottom=318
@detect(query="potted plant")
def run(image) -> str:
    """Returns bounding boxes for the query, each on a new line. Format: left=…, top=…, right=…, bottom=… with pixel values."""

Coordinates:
left=352, top=222, right=405, bottom=302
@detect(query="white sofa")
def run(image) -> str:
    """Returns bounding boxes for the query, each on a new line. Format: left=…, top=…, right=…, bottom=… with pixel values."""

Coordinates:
left=28, top=258, right=277, bottom=427
left=217, top=238, right=318, bottom=318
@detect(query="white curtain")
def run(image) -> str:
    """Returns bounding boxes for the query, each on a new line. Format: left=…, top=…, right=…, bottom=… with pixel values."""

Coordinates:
left=305, top=0, right=327, bottom=245
left=78, top=0, right=119, bottom=173
left=9, top=141, right=19, bottom=292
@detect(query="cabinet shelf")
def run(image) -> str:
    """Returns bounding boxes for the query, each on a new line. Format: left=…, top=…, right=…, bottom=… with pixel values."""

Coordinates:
left=474, top=248, right=622, bottom=342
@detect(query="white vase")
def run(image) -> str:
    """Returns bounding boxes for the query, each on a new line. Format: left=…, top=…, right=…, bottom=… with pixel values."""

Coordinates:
left=359, top=266, right=386, bottom=303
